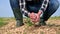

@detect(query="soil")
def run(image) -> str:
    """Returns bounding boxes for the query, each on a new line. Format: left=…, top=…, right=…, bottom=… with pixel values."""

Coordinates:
left=0, top=18, right=60, bottom=34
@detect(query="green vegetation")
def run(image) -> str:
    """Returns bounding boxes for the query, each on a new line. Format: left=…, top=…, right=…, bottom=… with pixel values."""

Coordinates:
left=49, top=16, right=60, bottom=20
left=0, top=16, right=60, bottom=34
left=0, top=21, right=7, bottom=27
left=25, top=16, right=60, bottom=26
left=0, top=16, right=60, bottom=27
left=0, top=18, right=8, bottom=27
left=23, top=32, right=27, bottom=34
left=24, top=17, right=33, bottom=26
left=40, top=31, right=44, bottom=34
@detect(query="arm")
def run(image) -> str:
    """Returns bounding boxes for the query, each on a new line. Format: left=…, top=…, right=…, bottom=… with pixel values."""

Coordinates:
left=32, top=0, right=49, bottom=17
left=39, top=0, right=49, bottom=13
left=21, top=8, right=30, bottom=17
left=19, top=0, right=30, bottom=17
left=30, top=0, right=49, bottom=22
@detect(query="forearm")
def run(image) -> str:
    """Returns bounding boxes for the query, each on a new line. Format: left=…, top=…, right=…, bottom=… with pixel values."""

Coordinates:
left=39, top=0, right=49, bottom=12
left=37, top=0, right=49, bottom=17
left=21, top=9, right=30, bottom=17
left=19, top=0, right=30, bottom=17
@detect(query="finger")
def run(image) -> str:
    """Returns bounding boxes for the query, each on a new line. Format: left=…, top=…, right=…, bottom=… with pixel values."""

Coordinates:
left=29, top=13, right=34, bottom=18
left=35, top=14, right=38, bottom=21
left=31, top=15, right=37, bottom=19
left=31, top=18, right=37, bottom=23
left=30, top=15, right=34, bottom=19
left=38, top=11, right=42, bottom=16
left=30, top=16, right=36, bottom=19
left=35, top=14, right=40, bottom=22
left=31, top=19, right=35, bottom=22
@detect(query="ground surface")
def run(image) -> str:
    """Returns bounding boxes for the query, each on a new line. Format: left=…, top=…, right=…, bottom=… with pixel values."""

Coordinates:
left=0, top=17, right=60, bottom=34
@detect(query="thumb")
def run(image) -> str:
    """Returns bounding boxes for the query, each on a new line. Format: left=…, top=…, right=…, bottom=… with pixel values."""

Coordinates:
left=38, top=11, right=42, bottom=16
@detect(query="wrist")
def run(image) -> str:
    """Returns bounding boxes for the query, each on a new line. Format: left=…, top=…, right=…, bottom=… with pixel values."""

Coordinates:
left=28, top=12, right=34, bottom=17
left=39, top=10, right=43, bottom=17
left=28, top=12, right=30, bottom=17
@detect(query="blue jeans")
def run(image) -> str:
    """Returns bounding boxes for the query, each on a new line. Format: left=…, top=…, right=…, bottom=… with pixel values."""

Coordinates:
left=10, top=0, right=24, bottom=26
left=10, top=0, right=59, bottom=21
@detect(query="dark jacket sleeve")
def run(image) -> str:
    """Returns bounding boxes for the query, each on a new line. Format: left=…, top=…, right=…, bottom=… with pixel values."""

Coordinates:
left=39, top=0, right=49, bottom=12
left=19, top=0, right=30, bottom=17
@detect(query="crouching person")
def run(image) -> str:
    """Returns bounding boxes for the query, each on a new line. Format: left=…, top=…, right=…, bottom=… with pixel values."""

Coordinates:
left=9, top=0, right=59, bottom=27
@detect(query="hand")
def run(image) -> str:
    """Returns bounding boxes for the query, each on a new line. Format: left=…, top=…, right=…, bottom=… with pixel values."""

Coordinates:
left=29, top=12, right=37, bottom=20
left=31, top=11, right=42, bottom=23
left=35, top=11, right=42, bottom=22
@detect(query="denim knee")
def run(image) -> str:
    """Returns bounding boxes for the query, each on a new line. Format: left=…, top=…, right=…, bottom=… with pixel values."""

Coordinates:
left=49, top=0, right=59, bottom=9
